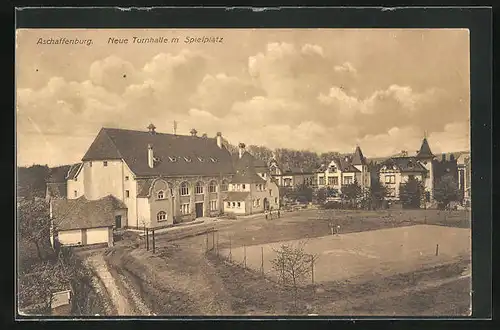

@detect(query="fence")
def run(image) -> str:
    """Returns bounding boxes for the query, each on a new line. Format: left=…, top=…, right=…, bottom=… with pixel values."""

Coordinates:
left=205, top=232, right=318, bottom=286
left=142, top=225, right=216, bottom=254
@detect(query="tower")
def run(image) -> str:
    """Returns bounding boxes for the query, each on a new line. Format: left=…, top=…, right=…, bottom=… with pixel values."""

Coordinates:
left=351, top=145, right=370, bottom=189
left=415, top=136, right=435, bottom=200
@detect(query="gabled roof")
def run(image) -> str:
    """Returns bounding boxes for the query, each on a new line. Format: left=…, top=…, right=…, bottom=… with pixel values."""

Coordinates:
left=46, top=165, right=72, bottom=183
left=416, top=138, right=434, bottom=159
left=81, top=128, right=234, bottom=177
left=51, top=195, right=126, bottom=231
left=66, top=163, right=83, bottom=180
left=136, top=178, right=155, bottom=198
left=382, top=157, right=427, bottom=173
left=231, top=151, right=266, bottom=184
left=351, top=146, right=367, bottom=166
left=224, top=191, right=250, bottom=202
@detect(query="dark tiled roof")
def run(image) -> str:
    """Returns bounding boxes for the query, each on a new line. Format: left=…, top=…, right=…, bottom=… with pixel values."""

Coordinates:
left=52, top=195, right=126, bottom=231
left=81, top=128, right=234, bottom=177
left=382, top=157, right=427, bottom=173
left=66, top=163, right=83, bottom=180
left=232, top=152, right=266, bottom=184
left=136, top=178, right=154, bottom=198
left=47, top=165, right=71, bottom=183
left=351, top=146, right=367, bottom=166
left=224, top=191, right=250, bottom=201
left=416, top=138, right=434, bottom=159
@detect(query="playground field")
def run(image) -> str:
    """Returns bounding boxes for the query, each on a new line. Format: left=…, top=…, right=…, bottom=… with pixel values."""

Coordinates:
left=219, top=224, right=471, bottom=284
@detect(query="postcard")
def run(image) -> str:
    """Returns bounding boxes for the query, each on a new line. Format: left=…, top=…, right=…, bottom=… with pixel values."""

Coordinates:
left=16, top=25, right=474, bottom=318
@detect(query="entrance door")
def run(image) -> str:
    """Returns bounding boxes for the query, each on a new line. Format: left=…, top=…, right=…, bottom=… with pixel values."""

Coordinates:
left=115, top=215, right=122, bottom=229
left=195, top=203, right=204, bottom=218
left=263, top=198, right=269, bottom=210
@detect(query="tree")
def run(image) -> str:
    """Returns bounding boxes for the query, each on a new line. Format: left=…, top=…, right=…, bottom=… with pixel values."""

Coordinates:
left=18, top=198, right=54, bottom=266
left=247, top=145, right=274, bottom=163
left=313, top=187, right=327, bottom=205
left=271, top=241, right=318, bottom=312
left=368, top=180, right=389, bottom=209
left=17, top=165, right=50, bottom=199
left=434, top=174, right=461, bottom=210
left=341, top=180, right=363, bottom=208
left=399, top=177, right=425, bottom=209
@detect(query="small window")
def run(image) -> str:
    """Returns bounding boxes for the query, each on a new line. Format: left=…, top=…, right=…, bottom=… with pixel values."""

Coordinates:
left=157, top=211, right=167, bottom=221
left=74, top=177, right=78, bottom=182
left=237, top=202, right=241, bottom=208
left=221, top=180, right=228, bottom=192
left=275, top=197, right=278, bottom=204
left=227, top=202, right=231, bottom=207
left=125, top=190, right=130, bottom=198
left=242, top=184, right=246, bottom=190
left=169, top=156, right=177, bottom=162
left=184, top=156, right=192, bottom=162
left=232, top=202, right=236, bottom=207
left=125, top=176, right=129, bottom=181
left=89, top=161, right=92, bottom=167
left=74, top=190, right=77, bottom=197
left=198, top=157, right=205, bottom=162
left=210, top=157, right=217, bottom=162
left=103, top=161, right=108, bottom=167
left=210, top=200, right=217, bottom=211
left=157, top=190, right=164, bottom=199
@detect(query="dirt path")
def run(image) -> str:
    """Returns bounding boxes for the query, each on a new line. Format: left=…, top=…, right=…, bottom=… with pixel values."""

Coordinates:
left=86, top=252, right=152, bottom=316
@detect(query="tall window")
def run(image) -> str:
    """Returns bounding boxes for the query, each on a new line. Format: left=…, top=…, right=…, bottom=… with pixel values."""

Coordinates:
left=74, top=190, right=77, bottom=197
left=180, top=204, right=190, bottom=215
left=157, top=211, right=167, bottom=221
left=232, top=202, right=236, bottom=207
left=227, top=202, right=231, bottom=208
left=257, top=199, right=261, bottom=206
left=209, top=181, right=217, bottom=193
left=125, top=190, right=130, bottom=198
left=319, top=176, right=325, bottom=185
left=157, top=190, right=164, bottom=199
left=237, top=202, right=241, bottom=208
left=327, top=177, right=334, bottom=185
left=275, top=197, right=278, bottom=204
left=333, top=177, right=339, bottom=186
left=242, top=184, right=246, bottom=190
left=195, top=182, right=204, bottom=194
left=180, top=182, right=189, bottom=196
left=103, top=161, right=108, bottom=167
left=221, top=180, right=228, bottom=191
left=209, top=200, right=217, bottom=211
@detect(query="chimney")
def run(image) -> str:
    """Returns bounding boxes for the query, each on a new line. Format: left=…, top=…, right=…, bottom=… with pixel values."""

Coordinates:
left=147, top=123, right=156, bottom=135
left=401, top=150, right=408, bottom=157
left=148, top=144, right=154, bottom=168
left=202, top=133, right=208, bottom=138
left=442, top=154, right=446, bottom=161
left=238, top=143, right=246, bottom=159
left=190, top=128, right=198, bottom=137
left=216, top=132, right=223, bottom=148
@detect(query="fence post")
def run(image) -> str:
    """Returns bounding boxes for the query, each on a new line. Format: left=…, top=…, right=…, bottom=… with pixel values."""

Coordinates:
left=243, top=245, right=247, bottom=268
left=229, top=236, right=232, bottom=262
left=261, top=246, right=264, bottom=276
left=152, top=229, right=155, bottom=254
left=206, top=233, right=209, bottom=253
left=212, top=230, right=215, bottom=251
left=435, top=244, right=439, bottom=256
left=216, top=231, right=219, bottom=256
left=146, top=229, right=149, bottom=251
left=311, top=255, right=315, bottom=285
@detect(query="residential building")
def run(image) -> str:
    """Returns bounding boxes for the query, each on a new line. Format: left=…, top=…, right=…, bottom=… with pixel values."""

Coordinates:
left=315, top=145, right=371, bottom=197
left=456, top=152, right=471, bottom=204
left=224, top=143, right=280, bottom=214
left=268, top=156, right=315, bottom=188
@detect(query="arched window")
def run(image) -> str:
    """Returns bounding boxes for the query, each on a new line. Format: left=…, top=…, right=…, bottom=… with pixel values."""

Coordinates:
left=195, top=182, right=204, bottom=194
left=180, top=182, right=189, bottom=196
left=157, top=190, right=165, bottom=199
left=157, top=211, right=167, bottom=221
left=209, top=180, right=217, bottom=193
left=221, top=180, right=228, bottom=192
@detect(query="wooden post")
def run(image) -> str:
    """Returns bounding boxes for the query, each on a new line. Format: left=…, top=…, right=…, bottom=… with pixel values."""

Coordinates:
left=146, top=229, right=149, bottom=251
left=261, top=246, right=264, bottom=276
left=229, top=236, right=232, bottom=262
left=212, top=230, right=215, bottom=251
left=206, top=233, right=209, bottom=253
left=311, top=255, right=315, bottom=285
left=244, top=245, right=247, bottom=268
left=152, top=229, right=155, bottom=254
left=435, top=244, right=439, bottom=256
left=216, top=231, right=219, bottom=256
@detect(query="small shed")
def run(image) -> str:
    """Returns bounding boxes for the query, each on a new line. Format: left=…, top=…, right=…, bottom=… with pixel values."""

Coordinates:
left=50, top=195, right=127, bottom=247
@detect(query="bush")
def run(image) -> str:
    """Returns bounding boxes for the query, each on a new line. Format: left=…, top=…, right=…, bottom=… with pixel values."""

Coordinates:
left=322, top=201, right=342, bottom=209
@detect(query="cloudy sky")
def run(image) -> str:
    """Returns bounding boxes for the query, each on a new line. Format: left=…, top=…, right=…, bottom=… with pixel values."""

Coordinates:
left=16, top=28, right=470, bottom=167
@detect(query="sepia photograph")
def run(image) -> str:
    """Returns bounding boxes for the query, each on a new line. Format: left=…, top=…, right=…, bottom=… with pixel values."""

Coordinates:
left=16, top=27, right=473, bottom=317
